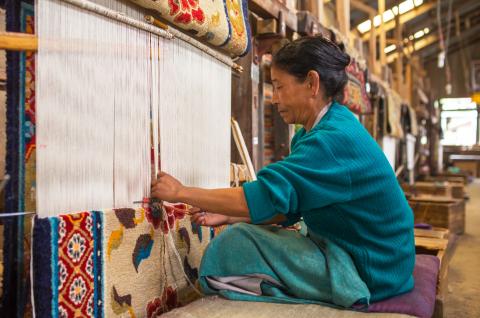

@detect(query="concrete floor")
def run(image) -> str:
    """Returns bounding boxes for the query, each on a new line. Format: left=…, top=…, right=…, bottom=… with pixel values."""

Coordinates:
left=445, top=180, right=480, bottom=317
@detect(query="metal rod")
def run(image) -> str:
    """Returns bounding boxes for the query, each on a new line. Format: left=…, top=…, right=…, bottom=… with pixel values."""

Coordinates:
left=0, top=212, right=35, bottom=218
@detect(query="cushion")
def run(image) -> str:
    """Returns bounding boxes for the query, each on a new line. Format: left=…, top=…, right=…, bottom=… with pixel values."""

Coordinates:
left=368, top=254, right=440, bottom=318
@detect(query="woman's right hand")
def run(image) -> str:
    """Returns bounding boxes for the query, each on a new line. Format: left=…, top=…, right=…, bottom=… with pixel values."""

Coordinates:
left=189, top=207, right=231, bottom=226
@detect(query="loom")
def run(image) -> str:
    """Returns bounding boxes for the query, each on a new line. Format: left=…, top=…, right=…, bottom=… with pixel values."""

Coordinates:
left=35, top=0, right=240, bottom=217
left=20, top=0, right=251, bottom=316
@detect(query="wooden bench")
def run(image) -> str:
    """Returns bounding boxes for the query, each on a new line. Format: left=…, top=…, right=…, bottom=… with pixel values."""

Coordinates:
left=414, top=228, right=457, bottom=318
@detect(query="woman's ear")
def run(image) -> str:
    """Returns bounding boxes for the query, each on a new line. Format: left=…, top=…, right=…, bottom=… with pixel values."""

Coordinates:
left=306, top=70, right=321, bottom=97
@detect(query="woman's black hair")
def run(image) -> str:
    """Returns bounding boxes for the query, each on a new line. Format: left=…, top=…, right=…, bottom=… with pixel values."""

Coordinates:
left=272, top=36, right=351, bottom=99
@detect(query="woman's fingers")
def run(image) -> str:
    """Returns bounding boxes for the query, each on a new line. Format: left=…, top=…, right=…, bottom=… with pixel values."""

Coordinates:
left=188, top=207, right=202, bottom=214
left=151, top=171, right=168, bottom=186
left=191, top=214, right=205, bottom=225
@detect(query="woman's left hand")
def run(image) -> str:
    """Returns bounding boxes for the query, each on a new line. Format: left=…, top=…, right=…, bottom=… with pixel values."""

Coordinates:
left=151, top=171, right=184, bottom=202
left=190, top=207, right=231, bottom=226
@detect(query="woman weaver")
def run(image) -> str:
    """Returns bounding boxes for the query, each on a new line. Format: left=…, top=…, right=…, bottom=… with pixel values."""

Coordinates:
left=151, top=36, right=415, bottom=308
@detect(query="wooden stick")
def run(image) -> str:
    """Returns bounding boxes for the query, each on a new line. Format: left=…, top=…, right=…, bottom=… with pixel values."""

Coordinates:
left=395, top=164, right=404, bottom=177
left=60, top=0, right=173, bottom=39
left=231, top=118, right=257, bottom=181
left=0, top=32, right=37, bottom=51
left=145, top=15, right=168, bottom=30
left=144, top=15, right=243, bottom=73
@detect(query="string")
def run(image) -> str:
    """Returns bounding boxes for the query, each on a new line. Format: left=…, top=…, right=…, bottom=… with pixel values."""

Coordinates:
left=35, top=0, right=231, bottom=305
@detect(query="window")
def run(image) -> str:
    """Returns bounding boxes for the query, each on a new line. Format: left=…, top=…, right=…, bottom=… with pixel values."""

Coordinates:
left=440, top=98, right=478, bottom=146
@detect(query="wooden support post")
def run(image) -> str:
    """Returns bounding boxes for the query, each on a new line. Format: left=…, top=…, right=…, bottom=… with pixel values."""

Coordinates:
left=302, top=0, right=325, bottom=25
left=378, top=0, right=386, bottom=66
left=0, top=32, right=37, bottom=51
left=369, top=13, right=377, bottom=74
left=405, top=62, right=412, bottom=105
left=350, top=0, right=377, bottom=73
left=336, top=0, right=350, bottom=39
left=231, top=47, right=261, bottom=172
left=394, top=8, right=403, bottom=94
left=317, top=0, right=325, bottom=25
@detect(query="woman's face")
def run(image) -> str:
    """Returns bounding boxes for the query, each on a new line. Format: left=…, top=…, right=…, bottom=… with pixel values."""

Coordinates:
left=271, top=66, right=313, bottom=125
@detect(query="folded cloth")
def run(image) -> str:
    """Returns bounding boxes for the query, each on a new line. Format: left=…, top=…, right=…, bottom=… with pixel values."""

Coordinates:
left=199, top=223, right=370, bottom=308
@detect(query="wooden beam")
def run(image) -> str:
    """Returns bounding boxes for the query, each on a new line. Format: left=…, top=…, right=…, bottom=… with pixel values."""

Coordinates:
left=301, top=0, right=326, bottom=25
left=386, top=38, right=397, bottom=45
left=405, top=61, right=412, bottom=104
left=248, top=0, right=297, bottom=31
left=369, top=13, right=378, bottom=74
left=336, top=0, right=350, bottom=38
left=387, top=33, right=438, bottom=63
left=378, top=0, right=386, bottom=66
left=421, top=22, right=480, bottom=60
left=361, top=2, right=436, bottom=41
left=394, top=8, right=403, bottom=93
left=351, top=0, right=377, bottom=16
left=317, top=0, right=325, bottom=25
left=0, top=32, right=37, bottom=51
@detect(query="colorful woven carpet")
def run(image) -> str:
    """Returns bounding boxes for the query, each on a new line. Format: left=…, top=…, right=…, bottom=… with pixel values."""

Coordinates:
left=128, top=0, right=251, bottom=56
left=2, top=1, right=35, bottom=317
left=32, top=207, right=217, bottom=317
left=342, top=59, right=371, bottom=114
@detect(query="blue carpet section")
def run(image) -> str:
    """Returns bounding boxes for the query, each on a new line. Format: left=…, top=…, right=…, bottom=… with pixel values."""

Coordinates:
left=32, top=217, right=53, bottom=318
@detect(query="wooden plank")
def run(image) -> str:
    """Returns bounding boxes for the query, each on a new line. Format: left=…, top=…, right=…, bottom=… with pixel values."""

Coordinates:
left=249, top=0, right=297, bottom=31
left=257, top=19, right=278, bottom=35
left=409, top=195, right=458, bottom=203
left=402, top=181, right=453, bottom=198
left=415, top=236, right=448, bottom=251
left=0, top=32, right=37, bottom=52
left=414, top=228, right=449, bottom=239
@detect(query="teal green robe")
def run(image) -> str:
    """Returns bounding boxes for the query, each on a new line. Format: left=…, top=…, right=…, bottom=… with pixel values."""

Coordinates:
left=199, top=102, right=415, bottom=305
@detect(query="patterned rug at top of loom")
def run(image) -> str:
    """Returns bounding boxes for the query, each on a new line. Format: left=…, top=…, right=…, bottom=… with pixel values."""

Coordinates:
left=128, top=0, right=251, bottom=57
left=32, top=206, right=223, bottom=317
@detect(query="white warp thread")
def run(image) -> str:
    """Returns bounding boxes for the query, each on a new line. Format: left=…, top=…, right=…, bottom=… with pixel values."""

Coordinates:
left=35, top=0, right=231, bottom=300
